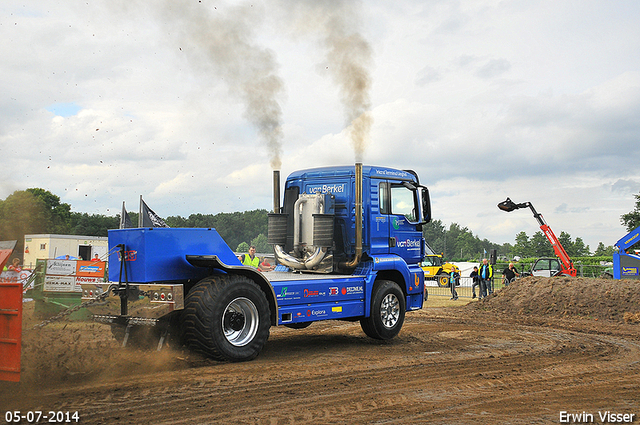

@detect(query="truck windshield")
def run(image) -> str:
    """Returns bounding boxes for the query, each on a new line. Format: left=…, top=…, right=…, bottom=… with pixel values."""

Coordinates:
left=390, top=184, right=416, bottom=221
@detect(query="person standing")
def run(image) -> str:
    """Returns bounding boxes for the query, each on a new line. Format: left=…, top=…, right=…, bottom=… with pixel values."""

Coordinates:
left=478, top=258, right=493, bottom=299
left=470, top=266, right=480, bottom=299
left=502, top=263, right=519, bottom=286
left=449, top=267, right=459, bottom=300
left=238, top=245, right=274, bottom=272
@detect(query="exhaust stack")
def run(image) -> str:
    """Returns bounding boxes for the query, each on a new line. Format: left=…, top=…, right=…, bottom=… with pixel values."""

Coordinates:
left=273, top=170, right=281, bottom=213
left=342, top=162, right=363, bottom=268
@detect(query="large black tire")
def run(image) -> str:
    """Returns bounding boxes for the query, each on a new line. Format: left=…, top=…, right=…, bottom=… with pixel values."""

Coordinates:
left=181, top=275, right=271, bottom=362
left=360, top=280, right=406, bottom=340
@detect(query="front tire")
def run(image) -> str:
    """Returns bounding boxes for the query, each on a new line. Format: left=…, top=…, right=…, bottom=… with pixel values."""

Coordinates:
left=181, top=275, right=271, bottom=362
left=437, top=274, right=449, bottom=287
left=360, top=280, right=406, bottom=340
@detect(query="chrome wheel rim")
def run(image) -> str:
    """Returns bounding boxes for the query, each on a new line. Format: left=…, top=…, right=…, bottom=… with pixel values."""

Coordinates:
left=380, top=293, right=400, bottom=329
left=223, top=297, right=259, bottom=346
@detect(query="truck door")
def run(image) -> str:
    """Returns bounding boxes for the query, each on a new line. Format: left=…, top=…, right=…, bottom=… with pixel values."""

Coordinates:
left=370, top=180, right=390, bottom=256
left=380, top=181, right=423, bottom=264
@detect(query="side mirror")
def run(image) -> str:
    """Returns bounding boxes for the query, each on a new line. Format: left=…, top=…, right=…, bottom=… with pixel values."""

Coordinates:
left=421, top=187, right=431, bottom=224
left=407, top=186, right=431, bottom=225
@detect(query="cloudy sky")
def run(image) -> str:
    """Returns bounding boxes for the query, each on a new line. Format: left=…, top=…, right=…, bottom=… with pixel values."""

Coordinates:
left=2, top=0, right=640, bottom=251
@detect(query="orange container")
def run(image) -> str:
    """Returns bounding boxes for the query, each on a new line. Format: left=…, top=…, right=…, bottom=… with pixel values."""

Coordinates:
left=0, top=281, right=22, bottom=382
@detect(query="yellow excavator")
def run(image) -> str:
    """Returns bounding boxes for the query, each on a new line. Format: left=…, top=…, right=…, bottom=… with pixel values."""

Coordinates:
left=421, top=242, right=459, bottom=287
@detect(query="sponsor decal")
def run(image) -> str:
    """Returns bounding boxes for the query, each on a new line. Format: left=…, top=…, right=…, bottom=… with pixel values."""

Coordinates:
left=396, top=238, right=421, bottom=248
left=373, top=169, right=411, bottom=179
left=278, top=287, right=301, bottom=299
left=304, top=288, right=320, bottom=297
left=76, top=276, right=104, bottom=284
left=329, top=287, right=339, bottom=296
left=341, top=286, right=364, bottom=295
left=118, top=250, right=137, bottom=261
left=332, top=306, right=343, bottom=313
left=76, top=277, right=104, bottom=293
left=44, top=275, right=77, bottom=293
left=624, top=233, right=640, bottom=246
left=76, top=260, right=106, bottom=277
left=307, top=184, right=346, bottom=194
left=374, top=256, right=396, bottom=263
left=622, top=267, right=639, bottom=276
left=46, top=260, right=75, bottom=275
left=80, top=265, right=99, bottom=273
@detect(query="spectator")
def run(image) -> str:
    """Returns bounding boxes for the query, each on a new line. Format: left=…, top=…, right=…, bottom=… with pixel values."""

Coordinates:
left=449, top=268, right=459, bottom=301
left=470, top=266, right=480, bottom=299
left=502, top=263, right=519, bottom=286
left=478, top=258, right=493, bottom=299
left=5, top=258, right=21, bottom=273
left=238, top=245, right=274, bottom=272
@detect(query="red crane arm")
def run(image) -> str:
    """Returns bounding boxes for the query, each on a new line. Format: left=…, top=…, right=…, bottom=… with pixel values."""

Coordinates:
left=498, top=198, right=577, bottom=277
left=540, top=224, right=576, bottom=276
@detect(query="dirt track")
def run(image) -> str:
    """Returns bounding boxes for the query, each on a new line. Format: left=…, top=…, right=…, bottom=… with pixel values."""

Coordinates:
left=2, top=277, right=639, bottom=424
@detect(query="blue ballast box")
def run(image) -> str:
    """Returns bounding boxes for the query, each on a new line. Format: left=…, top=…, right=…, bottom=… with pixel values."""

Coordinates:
left=108, top=228, right=241, bottom=283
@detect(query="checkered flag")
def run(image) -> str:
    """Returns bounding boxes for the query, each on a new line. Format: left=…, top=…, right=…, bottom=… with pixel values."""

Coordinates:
left=139, top=197, right=169, bottom=228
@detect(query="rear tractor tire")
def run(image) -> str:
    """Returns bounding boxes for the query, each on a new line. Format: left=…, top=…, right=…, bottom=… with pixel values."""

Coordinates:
left=360, top=280, right=406, bottom=340
left=181, top=275, right=271, bottom=362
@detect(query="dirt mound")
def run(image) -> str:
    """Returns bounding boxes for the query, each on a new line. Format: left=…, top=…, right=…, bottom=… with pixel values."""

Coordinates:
left=474, top=276, right=640, bottom=322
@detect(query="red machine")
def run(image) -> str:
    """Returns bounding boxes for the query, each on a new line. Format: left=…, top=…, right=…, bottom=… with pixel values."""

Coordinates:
left=498, top=198, right=577, bottom=277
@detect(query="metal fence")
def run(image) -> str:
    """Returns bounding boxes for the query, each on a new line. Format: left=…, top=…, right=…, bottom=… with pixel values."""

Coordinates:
left=426, top=277, right=493, bottom=299
left=426, top=264, right=612, bottom=298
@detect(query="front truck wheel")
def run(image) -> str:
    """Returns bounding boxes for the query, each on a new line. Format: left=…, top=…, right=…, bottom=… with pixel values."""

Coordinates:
left=181, top=275, right=271, bottom=362
left=360, top=280, right=406, bottom=340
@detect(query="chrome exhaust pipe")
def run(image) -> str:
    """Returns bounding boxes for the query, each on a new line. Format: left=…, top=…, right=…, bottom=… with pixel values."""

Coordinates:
left=341, top=162, right=363, bottom=268
left=273, top=170, right=281, bottom=213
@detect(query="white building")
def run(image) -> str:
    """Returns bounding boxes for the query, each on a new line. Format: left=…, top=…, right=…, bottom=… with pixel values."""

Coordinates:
left=23, top=234, right=108, bottom=269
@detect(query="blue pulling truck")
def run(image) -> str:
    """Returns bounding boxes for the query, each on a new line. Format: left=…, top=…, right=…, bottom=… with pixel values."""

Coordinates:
left=613, top=225, right=640, bottom=279
left=82, top=164, right=431, bottom=362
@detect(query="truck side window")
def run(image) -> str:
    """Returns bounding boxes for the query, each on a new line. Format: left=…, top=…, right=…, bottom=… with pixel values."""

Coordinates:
left=390, top=184, right=416, bottom=221
left=379, top=182, right=390, bottom=214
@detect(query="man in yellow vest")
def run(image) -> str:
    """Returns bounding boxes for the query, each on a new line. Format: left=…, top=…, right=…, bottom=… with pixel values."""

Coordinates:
left=238, top=245, right=274, bottom=272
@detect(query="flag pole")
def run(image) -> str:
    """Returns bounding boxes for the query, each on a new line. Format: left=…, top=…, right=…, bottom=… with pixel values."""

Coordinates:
left=120, top=201, right=125, bottom=229
left=138, top=195, right=143, bottom=228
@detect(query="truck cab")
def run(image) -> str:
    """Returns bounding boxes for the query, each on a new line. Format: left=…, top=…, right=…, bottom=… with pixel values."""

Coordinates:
left=270, top=165, right=430, bottom=272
